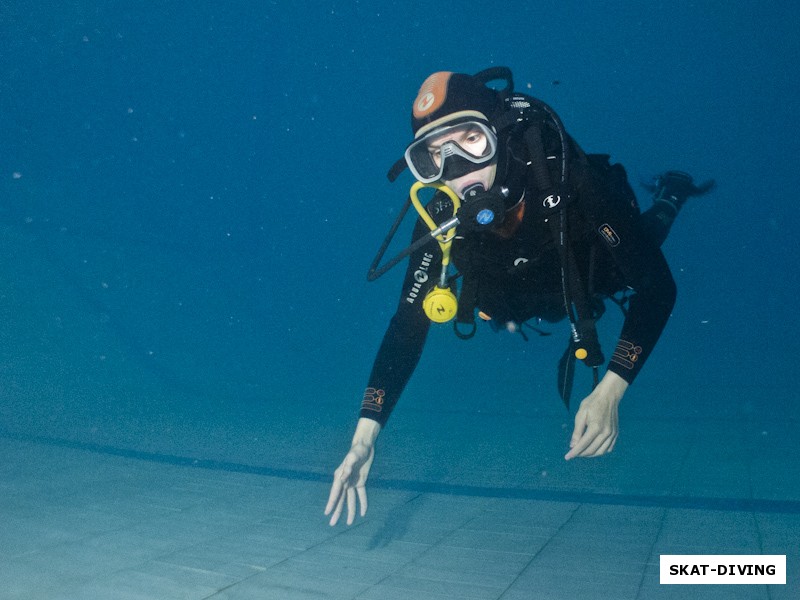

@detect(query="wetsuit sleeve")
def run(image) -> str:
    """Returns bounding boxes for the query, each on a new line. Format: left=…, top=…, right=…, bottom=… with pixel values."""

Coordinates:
left=359, top=217, right=442, bottom=426
left=579, top=162, right=677, bottom=384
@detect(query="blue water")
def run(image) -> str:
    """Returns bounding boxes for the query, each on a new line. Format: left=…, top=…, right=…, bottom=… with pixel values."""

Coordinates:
left=2, top=1, right=798, bottom=495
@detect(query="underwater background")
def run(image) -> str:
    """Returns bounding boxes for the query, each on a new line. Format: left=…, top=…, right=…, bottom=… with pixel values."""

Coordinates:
left=2, top=0, right=799, bottom=509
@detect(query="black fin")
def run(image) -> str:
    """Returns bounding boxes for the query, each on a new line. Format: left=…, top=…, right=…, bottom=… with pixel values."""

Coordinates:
left=641, top=171, right=715, bottom=198
left=693, top=179, right=715, bottom=195
left=557, top=340, right=576, bottom=409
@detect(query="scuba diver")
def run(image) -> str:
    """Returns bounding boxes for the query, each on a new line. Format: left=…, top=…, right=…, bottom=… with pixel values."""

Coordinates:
left=325, top=67, right=714, bottom=526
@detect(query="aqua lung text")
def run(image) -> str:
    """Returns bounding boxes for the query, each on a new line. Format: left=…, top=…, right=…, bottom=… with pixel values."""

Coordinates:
left=406, top=252, right=434, bottom=304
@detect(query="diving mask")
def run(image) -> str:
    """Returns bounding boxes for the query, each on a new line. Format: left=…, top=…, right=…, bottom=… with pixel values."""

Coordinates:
left=404, top=119, right=498, bottom=184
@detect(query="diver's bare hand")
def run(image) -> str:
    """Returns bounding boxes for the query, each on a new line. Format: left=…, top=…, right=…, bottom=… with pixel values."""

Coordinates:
left=565, top=371, right=628, bottom=459
left=325, top=418, right=381, bottom=526
left=325, top=442, right=374, bottom=526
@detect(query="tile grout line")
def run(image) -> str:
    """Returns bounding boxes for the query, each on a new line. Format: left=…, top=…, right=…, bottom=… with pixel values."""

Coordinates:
left=199, top=512, right=376, bottom=599
left=349, top=492, right=443, bottom=600
left=633, top=506, right=668, bottom=600
left=495, top=502, right=583, bottom=600
left=351, top=492, right=504, bottom=600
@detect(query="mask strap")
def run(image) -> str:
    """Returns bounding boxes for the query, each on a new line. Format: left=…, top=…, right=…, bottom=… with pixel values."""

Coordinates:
left=472, top=66, right=514, bottom=97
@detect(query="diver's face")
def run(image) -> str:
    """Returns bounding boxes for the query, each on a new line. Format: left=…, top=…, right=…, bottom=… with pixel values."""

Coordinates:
left=424, top=125, right=497, bottom=197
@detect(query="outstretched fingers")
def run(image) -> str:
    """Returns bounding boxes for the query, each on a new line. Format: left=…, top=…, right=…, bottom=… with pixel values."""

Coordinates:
left=345, top=486, right=356, bottom=525
left=332, top=490, right=347, bottom=526
left=325, top=463, right=352, bottom=525
left=567, top=421, right=618, bottom=458
left=357, top=485, right=368, bottom=517
left=325, top=478, right=342, bottom=514
left=565, top=410, right=589, bottom=459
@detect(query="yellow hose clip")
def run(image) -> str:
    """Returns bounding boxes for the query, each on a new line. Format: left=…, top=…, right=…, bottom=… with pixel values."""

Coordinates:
left=408, top=181, right=461, bottom=265
left=409, top=182, right=462, bottom=323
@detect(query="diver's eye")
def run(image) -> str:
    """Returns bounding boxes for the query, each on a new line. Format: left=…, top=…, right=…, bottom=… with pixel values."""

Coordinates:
left=428, top=147, right=443, bottom=168
left=465, top=131, right=483, bottom=144
left=462, top=131, right=488, bottom=157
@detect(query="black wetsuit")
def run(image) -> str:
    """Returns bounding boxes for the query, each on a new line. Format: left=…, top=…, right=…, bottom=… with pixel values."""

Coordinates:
left=360, top=132, right=677, bottom=426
